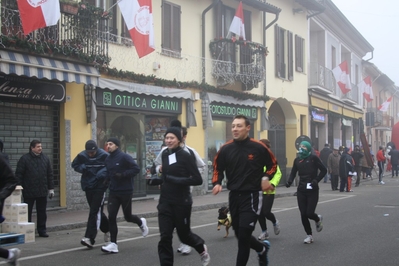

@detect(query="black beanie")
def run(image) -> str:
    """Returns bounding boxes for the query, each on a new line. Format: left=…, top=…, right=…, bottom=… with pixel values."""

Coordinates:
left=107, top=137, right=121, bottom=147
left=85, top=140, right=98, bottom=151
left=164, top=127, right=182, bottom=141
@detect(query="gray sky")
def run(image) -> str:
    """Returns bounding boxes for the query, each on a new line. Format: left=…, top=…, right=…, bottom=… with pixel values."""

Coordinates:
left=332, top=0, right=399, bottom=86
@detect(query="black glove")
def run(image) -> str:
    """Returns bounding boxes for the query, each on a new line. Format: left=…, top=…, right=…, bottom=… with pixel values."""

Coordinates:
left=310, top=179, right=318, bottom=188
left=285, top=181, right=292, bottom=188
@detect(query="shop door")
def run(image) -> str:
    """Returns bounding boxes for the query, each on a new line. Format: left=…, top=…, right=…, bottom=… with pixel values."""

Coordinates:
left=268, top=116, right=287, bottom=185
left=0, top=101, right=60, bottom=208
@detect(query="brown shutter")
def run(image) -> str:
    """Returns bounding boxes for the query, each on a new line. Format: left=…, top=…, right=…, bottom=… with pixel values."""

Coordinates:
left=288, top=31, right=293, bottom=81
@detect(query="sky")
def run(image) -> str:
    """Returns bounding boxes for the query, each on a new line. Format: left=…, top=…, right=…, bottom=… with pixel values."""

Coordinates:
left=331, top=0, right=399, bottom=86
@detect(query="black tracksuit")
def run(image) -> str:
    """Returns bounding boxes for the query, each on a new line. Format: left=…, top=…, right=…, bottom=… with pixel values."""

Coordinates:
left=287, top=154, right=327, bottom=235
left=213, top=137, right=277, bottom=265
left=158, top=146, right=203, bottom=266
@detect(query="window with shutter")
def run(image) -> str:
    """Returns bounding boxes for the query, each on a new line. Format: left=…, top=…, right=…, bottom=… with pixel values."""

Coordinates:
left=295, top=35, right=304, bottom=73
left=288, top=31, right=293, bottom=81
left=275, top=24, right=294, bottom=80
left=162, top=1, right=181, bottom=57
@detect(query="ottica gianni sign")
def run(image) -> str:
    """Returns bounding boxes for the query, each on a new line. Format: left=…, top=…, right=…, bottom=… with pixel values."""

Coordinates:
left=97, top=90, right=182, bottom=114
left=210, top=102, right=258, bottom=120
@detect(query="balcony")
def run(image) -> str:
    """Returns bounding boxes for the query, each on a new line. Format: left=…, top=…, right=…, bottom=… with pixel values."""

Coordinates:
left=366, top=108, right=393, bottom=129
left=0, top=0, right=110, bottom=68
left=341, top=82, right=359, bottom=105
left=209, top=38, right=267, bottom=89
left=308, top=62, right=336, bottom=94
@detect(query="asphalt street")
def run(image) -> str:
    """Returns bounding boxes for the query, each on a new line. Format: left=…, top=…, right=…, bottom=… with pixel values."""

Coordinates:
left=2, top=178, right=399, bottom=266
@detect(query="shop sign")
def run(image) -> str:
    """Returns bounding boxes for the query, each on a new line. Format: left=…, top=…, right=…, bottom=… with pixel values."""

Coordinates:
left=210, top=102, right=257, bottom=119
left=311, top=110, right=325, bottom=123
left=0, top=75, right=65, bottom=102
left=97, top=90, right=182, bottom=114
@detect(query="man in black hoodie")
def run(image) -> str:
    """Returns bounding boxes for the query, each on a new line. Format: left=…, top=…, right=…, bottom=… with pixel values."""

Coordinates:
left=101, top=137, right=148, bottom=254
left=319, top=144, right=332, bottom=183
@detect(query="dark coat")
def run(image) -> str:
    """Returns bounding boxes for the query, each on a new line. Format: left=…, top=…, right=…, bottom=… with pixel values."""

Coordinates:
left=388, top=149, right=399, bottom=165
left=15, top=151, right=54, bottom=198
left=319, top=147, right=332, bottom=166
left=339, top=152, right=354, bottom=178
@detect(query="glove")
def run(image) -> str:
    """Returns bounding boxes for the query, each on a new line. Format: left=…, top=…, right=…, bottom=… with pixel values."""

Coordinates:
left=310, top=179, right=318, bottom=188
left=285, top=181, right=292, bottom=188
left=48, top=189, right=54, bottom=199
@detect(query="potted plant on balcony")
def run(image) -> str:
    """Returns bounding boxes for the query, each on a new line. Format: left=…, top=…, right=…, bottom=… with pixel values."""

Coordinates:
left=60, top=0, right=79, bottom=15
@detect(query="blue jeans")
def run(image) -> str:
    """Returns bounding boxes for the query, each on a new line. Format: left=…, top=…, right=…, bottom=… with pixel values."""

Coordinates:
left=323, top=173, right=330, bottom=182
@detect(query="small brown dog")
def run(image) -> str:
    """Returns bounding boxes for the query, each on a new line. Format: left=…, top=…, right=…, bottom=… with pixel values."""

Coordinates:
left=217, top=206, right=232, bottom=238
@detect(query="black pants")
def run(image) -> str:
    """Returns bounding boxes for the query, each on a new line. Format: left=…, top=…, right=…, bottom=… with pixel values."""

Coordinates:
left=378, top=161, right=384, bottom=181
left=392, top=164, right=398, bottom=177
left=24, top=196, right=47, bottom=234
left=331, top=174, right=339, bottom=190
left=258, top=193, right=276, bottom=232
left=85, top=190, right=109, bottom=243
left=229, top=191, right=264, bottom=266
left=339, top=175, right=347, bottom=192
left=355, top=166, right=362, bottom=185
left=107, top=193, right=142, bottom=243
left=157, top=201, right=205, bottom=266
left=296, top=190, right=320, bottom=235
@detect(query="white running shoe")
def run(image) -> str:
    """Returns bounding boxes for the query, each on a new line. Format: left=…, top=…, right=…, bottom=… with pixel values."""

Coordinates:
left=258, top=231, right=269, bottom=240
left=274, top=220, right=281, bottom=235
left=379, top=181, right=385, bottom=185
left=316, top=215, right=323, bottom=232
left=140, top=217, right=149, bottom=237
left=303, top=235, right=313, bottom=244
left=101, top=242, right=119, bottom=253
left=104, top=232, right=110, bottom=243
left=181, top=244, right=192, bottom=254
left=80, top=237, right=93, bottom=249
left=7, top=248, right=21, bottom=266
left=200, top=244, right=210, bottom=266
left=177, top=243, right=184, bottom=253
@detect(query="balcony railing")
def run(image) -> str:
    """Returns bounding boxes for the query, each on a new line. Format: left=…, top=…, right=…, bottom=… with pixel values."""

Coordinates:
left=209, top=38, right=267, bottom=89
left=308, top=62, right=336, bottom=94
left=341, top=82, right=359, bottom=104
left=0, top=0, right=110, bottom=68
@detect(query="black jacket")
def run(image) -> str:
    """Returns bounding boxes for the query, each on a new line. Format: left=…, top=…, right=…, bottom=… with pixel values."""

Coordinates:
left=160, top=146, right=202, bottom=205
left=72, top=149, right=109, bottom=192
left=351, top=151, right=364, bottom=166
left=319, top=147, right=332, bottom=165
left=212, top=137, right=277, bottom=192
left=388, top=149, right=399, bottom=165
left=0, top=156, right=18, bottom=200
left=15, top=151, right=54, bottom=198
left=287, top=154, right=327, bottom=192
left=339, top=152, right=354, bottom=178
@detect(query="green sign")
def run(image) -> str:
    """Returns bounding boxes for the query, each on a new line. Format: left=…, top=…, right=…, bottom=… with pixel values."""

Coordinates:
left=210, top=102, right=258, bottom=119
left=97, top=90, right=182, bottom=114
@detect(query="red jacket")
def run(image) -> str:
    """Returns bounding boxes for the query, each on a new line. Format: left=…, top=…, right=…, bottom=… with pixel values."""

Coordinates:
left=376, top=149, right=386, bottom=162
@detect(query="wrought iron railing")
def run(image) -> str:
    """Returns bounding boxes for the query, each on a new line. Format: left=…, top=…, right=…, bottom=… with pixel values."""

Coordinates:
left=0, top=0, right=111, bottom=68
left=209, top=38, right=267, bottom=88
left=341, top=82, right=359, bottom=104
left=308, top=62, right=336, bottom=93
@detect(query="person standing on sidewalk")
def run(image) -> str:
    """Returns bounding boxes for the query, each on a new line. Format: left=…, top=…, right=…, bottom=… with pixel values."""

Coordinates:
left=0, top=156, right=21, bottom=265
left=72, top=140, right=110, bottom=249
left=339, top=146, right=355, bottom=192
left=257, top=139, right=281, bottom=241
left=286, top=141, right=326, bottom=244
left=376, top=146, right=386, bottom=184
left=327, top=148, right=340, bottom=190
left=101, top=137, right=148, bottom=254
left=351, top=145, right=364, bottom=187
left=213, top=115, right=277, bottom=266
left=319, top=144, right=332, bottom=183
left=0, top=139, right=10, bottom=165
left=15, top=139, right=54, bottom=238
left=388, top=146, right=399, bottom=178
left=157, top=125, right=210, bottom=266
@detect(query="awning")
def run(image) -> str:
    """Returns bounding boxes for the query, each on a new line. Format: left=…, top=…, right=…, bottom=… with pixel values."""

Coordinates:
left=240, top=0, right=281, bottom=14
left=295, top=0, right=325, bottom=12
left=0, top=50, right=100, bottom=86
left=207, top=92, right=264, bottom=108
left=98, top=78, right=196, bottom=127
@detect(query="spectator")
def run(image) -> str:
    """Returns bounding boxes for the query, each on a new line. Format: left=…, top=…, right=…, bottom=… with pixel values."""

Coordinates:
left=351, top=145, right=364, bottom=187
left=388, top=146, right=399, bottom=178
left=15, top=139, right=54, bottom=238
left=376, top=146, right=386, bottom=185
left=339, top=146, right=354, bottom=192
left=319, top=144, right=332, bottom=183
left=327, top=148, right=340, bottom=190
left=0, top=139, right=9, bottom=165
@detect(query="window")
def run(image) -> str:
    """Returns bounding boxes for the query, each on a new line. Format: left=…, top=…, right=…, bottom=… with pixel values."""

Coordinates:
left=162, top=1, right=181, bottom=57
left=275, top=24, right=293, bottom=80
left=295, top=35, right=305, bottom=73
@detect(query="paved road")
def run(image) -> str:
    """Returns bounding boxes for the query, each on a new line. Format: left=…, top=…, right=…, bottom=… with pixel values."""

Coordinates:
left=3, top=178, right=399, bottom=265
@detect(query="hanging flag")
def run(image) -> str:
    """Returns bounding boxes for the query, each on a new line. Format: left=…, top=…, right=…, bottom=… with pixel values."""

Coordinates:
left=378, top=96, right=392, bottom=112
left=17, top=0, right=60, bottom=35
left=118, top=0, right=155, bottom=58
left=332, top=61, right=352, bottom=94
left=359, top=76, right=374, bottom=102
left=229, top=1, right=246, bottom=40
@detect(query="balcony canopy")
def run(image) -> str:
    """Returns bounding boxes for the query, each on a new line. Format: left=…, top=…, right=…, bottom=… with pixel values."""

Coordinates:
left=0, top=50, right=100, bottom=86
left=239, top=0, right=281, bottom=14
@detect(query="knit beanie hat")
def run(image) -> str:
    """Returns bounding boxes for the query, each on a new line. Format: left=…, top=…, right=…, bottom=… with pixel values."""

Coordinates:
left=107, top=137, right=121, bottom=147
left=164, top=127, right=182, bottom=142
left=85, top=140, right=98, bottom=151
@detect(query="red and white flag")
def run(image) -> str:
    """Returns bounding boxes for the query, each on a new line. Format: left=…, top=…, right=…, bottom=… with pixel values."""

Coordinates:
left=359, top=76, right=374, bottom=102
left=229, top=1, right=246, bottom=40
left=378, top=96, right=392, bottom=112
left=332, top=61, right=352, bottom=94
left=118, top=0, right=155, bottom=58
left=17, top=0, right=60, bottom=35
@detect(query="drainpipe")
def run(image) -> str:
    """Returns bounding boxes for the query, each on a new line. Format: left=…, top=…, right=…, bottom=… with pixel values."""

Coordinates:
left=202, top=0, right=222, bottom=83
left=365, top=51, right=374, bottom=62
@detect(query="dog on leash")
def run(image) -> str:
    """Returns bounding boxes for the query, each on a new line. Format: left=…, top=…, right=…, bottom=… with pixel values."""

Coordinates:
left=217, top=206, right=232, bottom=238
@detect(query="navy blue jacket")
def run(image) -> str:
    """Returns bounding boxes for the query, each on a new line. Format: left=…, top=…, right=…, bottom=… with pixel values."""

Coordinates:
left=71, top=149, right=109, bottom=192
left=104, top=149, right=140, bottom=195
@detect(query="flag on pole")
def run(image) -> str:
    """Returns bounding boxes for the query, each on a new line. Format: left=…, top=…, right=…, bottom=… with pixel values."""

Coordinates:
left=118, top=0, right=155, bottom=58
left=378, top=96, right=392, bottom=112
left=229, top=1, right=246, bottom=40
left=359, top=76, right=374, bottom=102
left=17, top=0, right=61, bottom=35
left=332, top=61, right=352, bottom=94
